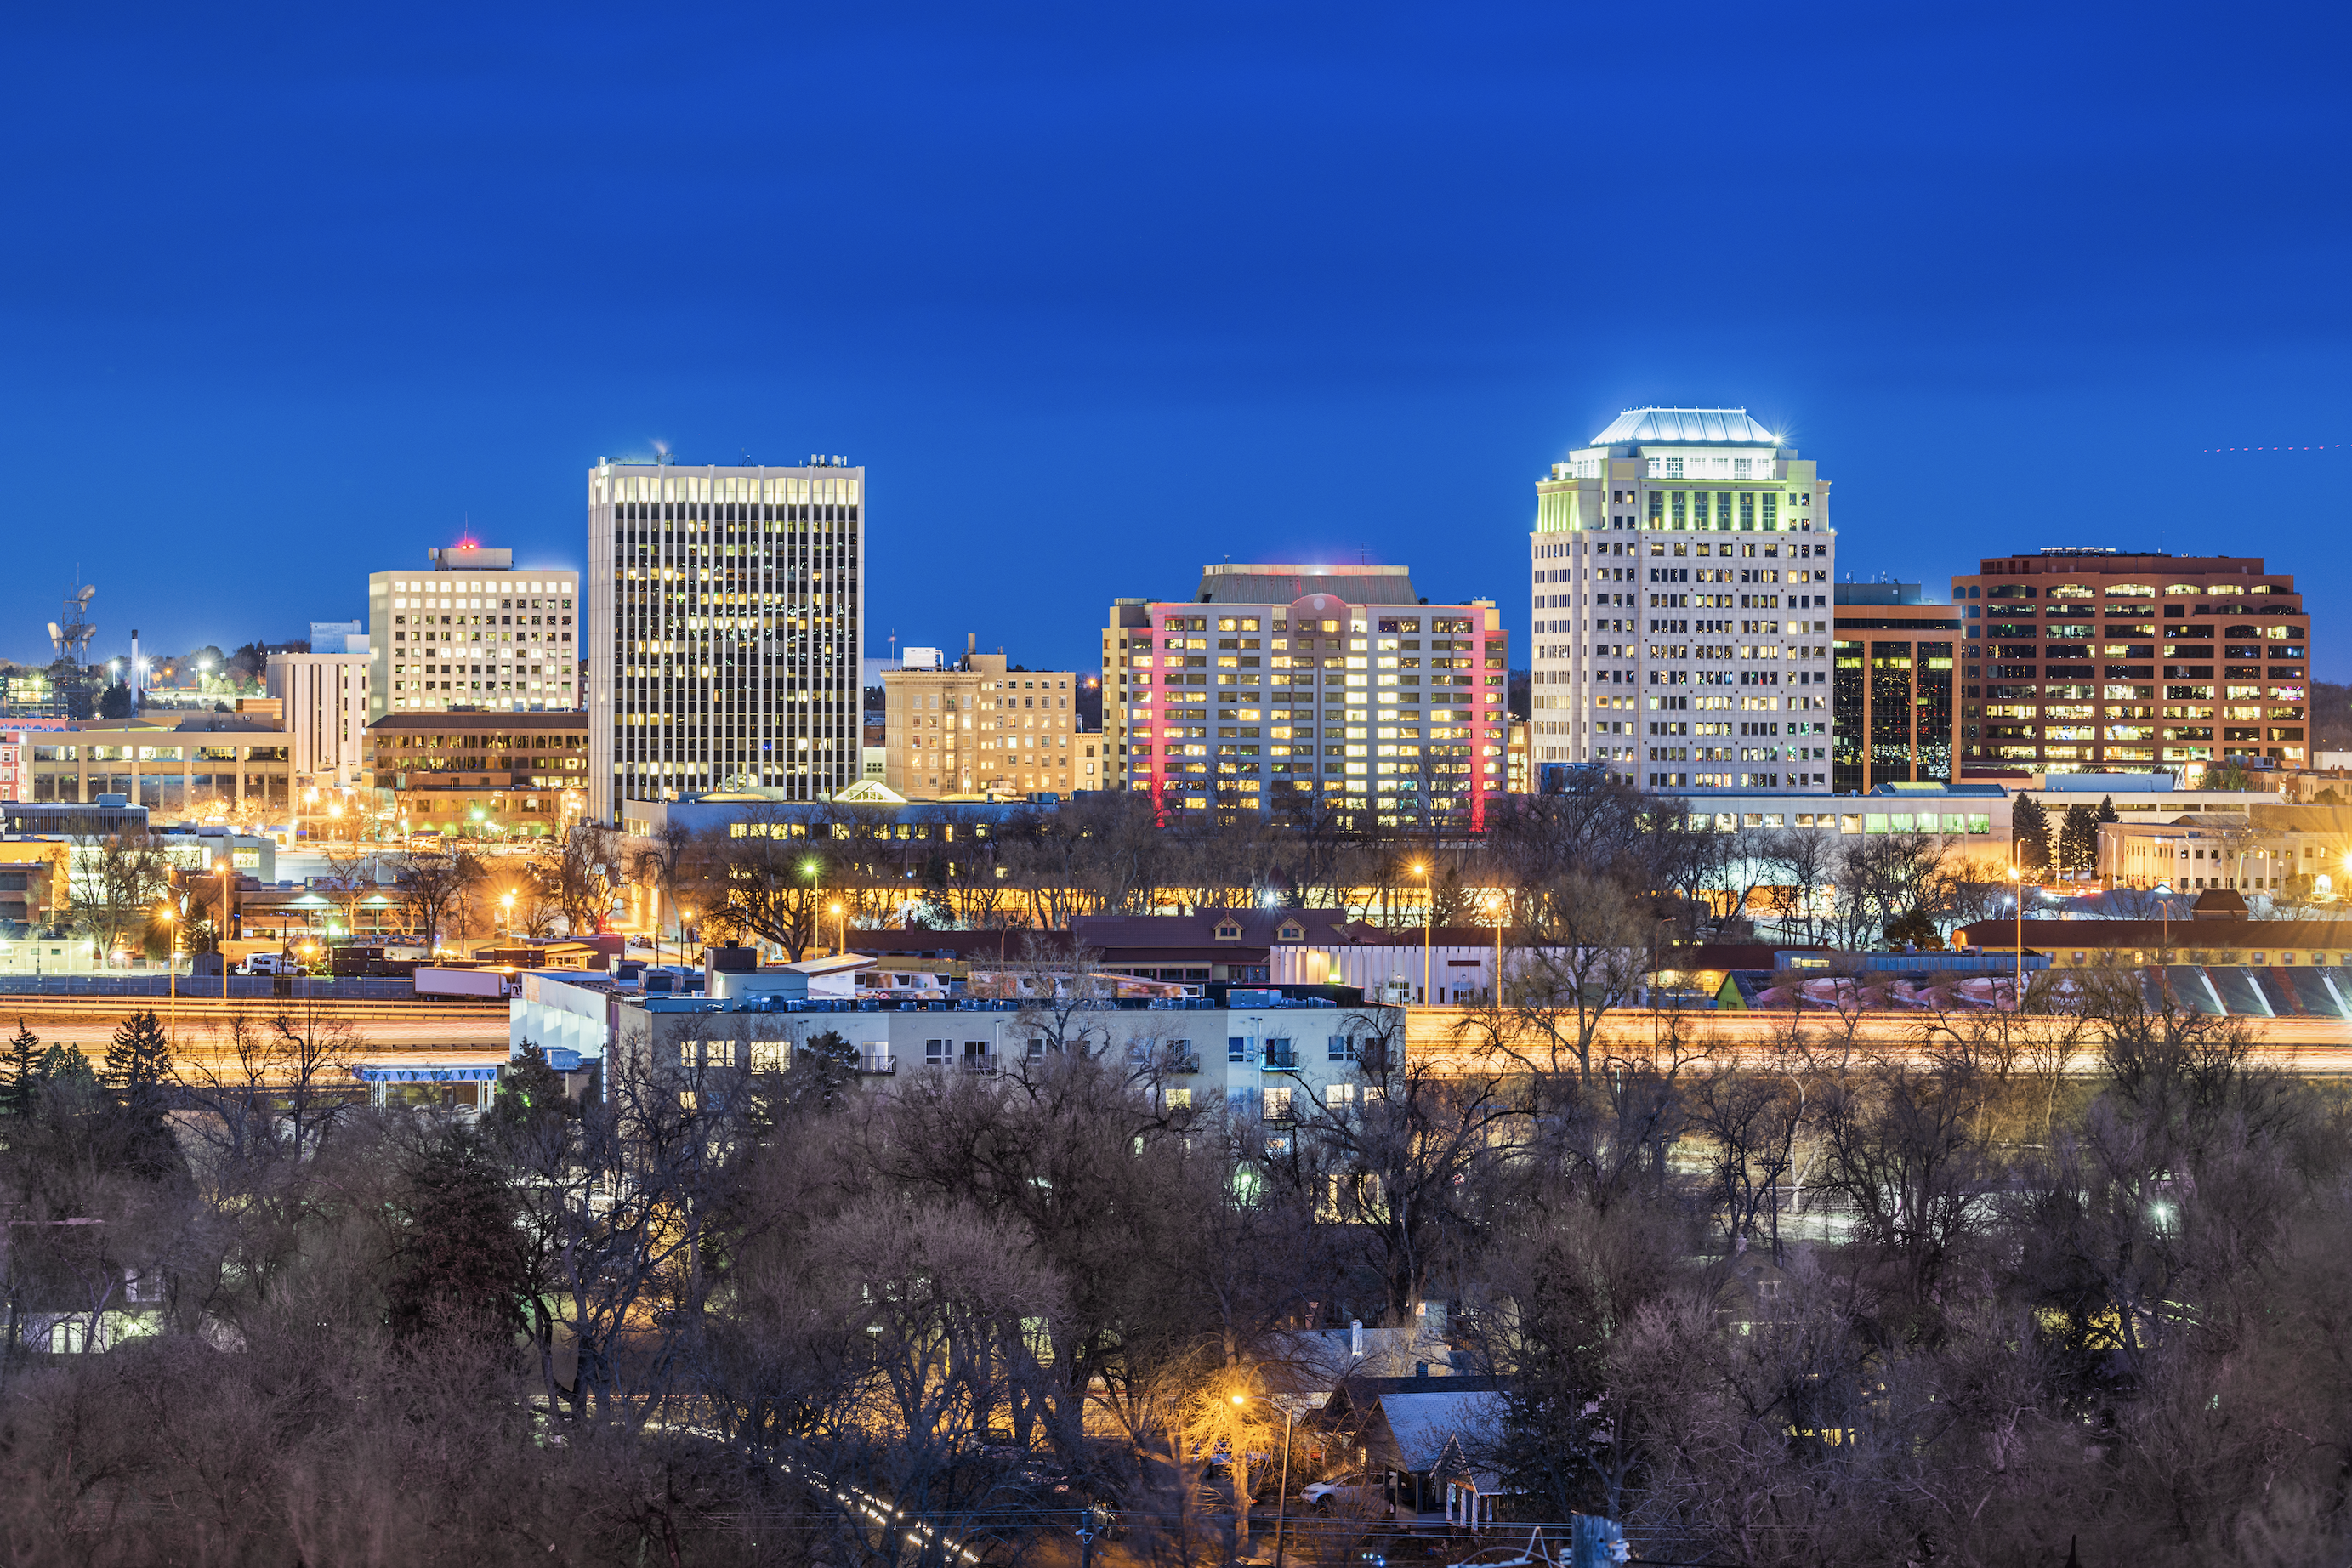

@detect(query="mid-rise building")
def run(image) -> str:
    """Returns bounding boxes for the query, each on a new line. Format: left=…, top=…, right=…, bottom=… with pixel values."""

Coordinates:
left=1105, top=564, right=1508, bottom=826
left=366, top=711, right=589, bottom=839
left=1832, top=584, right=1959, bottom=795
left=265, top=652, right=371, bottom=790
left=881, top=652, right=1090, bottom=799
left=1950, top=549, right=2311, bottom=780
left=588, top=458, right=863, bottom=823
left=10, top=714, right=293, bottom=818
left=367, top=547, right=580, bottom=722
left=1531, top=408, right=1835, bottom=793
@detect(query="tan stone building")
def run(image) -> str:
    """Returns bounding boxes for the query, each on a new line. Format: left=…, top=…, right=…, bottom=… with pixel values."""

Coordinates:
left=16, top=715, right=296, bottom=821
left=882, top=654, right=1091, bottom=799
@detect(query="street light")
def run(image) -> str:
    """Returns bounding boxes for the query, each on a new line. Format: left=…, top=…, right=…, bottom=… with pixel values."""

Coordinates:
left=1486, top=889, right=1507, bottom=1005
left=216, top=857, right=234, bottom=1001
left=1232, top=1391, right=1303, bottom=1568
left=156, top=903, right=177, bottom=1047
left=2005, top=866, right=2024, bottom=1009
left=830, top=900, right=846, bottom=958
left=1411, top=862, right=1430, bottom=1005
left=501, top=889, right=515, bottom=938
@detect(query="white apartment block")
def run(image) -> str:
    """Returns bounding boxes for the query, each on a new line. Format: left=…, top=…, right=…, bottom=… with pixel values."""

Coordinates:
left=367, top=546, right=580, bottom=722
left=1531, top=408, right=1835, bottom=794
left=264, top=652, right=370, bottom=788
left=588, top=458, right=864, bottom=824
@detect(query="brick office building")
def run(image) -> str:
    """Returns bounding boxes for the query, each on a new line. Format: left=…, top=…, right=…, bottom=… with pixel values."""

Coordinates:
left=1951, top=549, right=2310, bottom=780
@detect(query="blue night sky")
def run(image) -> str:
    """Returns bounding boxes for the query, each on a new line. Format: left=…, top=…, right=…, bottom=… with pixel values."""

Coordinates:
left=4, top=2, right=2348, bottom=679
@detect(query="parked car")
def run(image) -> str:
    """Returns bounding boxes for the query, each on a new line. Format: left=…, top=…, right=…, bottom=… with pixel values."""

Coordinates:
left=1301, top=1473, right=1394, bottom=1518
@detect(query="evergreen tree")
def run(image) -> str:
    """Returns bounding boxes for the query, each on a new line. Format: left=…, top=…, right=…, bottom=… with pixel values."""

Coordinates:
left=103, top=1008, right=169, bottom=1097
left=2012, top=793, right=2052, bottom=876
left=386, top=1125, right=524, bottom=1344
left=0, top=1020, right=43, bottom=1117
left=103, top=1008, right=179, bottom=1179
left=486, top=1042, right=571, bottom=1136
left=2097, top=793, right=2119, bottom=825
left=2059, top=804, right=2101, bottom=877
left=1883, top=906, right=1942, bottom=950
left=37, top=1044, right=96, bottom=1094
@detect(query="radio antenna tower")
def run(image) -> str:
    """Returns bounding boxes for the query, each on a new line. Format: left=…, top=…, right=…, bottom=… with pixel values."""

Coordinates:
left=46, top=579, right=96, bottom=664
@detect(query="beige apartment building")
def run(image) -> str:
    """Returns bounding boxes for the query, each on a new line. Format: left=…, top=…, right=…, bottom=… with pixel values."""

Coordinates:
left=881, top=654, right=1093, bottom=799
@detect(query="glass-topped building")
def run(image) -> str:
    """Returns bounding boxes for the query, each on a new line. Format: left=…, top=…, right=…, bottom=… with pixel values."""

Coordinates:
left=1831, top=583, right=1959, bottom=796
left=1530, top=409, right=1836, bottom=794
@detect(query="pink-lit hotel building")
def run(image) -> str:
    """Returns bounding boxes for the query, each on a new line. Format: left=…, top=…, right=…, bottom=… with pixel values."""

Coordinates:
left=1101, top=564, right=1509, bottom=827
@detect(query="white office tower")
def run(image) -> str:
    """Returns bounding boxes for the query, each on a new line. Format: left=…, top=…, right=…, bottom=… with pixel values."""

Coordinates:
left=588, top=457, right=864, bottom=825
left=367, top=546, right=581, bottom=721
left=1530, top=408, right=1834, bottom=793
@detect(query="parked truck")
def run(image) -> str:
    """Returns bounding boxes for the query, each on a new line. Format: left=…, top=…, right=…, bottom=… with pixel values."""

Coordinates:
left=413, top=966, right=513, bottom=1000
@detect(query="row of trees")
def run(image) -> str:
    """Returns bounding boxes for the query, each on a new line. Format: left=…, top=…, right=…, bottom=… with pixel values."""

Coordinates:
left=656, top=781, right=2028, bottom=960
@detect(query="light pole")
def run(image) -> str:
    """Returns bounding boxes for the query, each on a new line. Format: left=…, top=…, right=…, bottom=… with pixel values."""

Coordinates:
left=1486, top=889, right=1506, bottom=1005
left=156, top=903, right=176, bottom=1048
left=2006, top=866, right=2024, bottom=1010
left=1411, top=861, right=1430, bottom=1004
left=830, top=900, right=846, bottom=958
left=1233, top=1392, right=1303, bottom=1568
left=801, top=857, right=822, bottom=957
left=500, top=889, right=515, bottom=939
left=216, top=856, right=233, bottom=1001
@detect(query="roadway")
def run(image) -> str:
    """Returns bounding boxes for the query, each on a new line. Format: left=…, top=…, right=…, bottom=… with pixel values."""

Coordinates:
left=0, top=995, right=511, bottom=1053
left=1406, top=1005, right=2352, bottom=1076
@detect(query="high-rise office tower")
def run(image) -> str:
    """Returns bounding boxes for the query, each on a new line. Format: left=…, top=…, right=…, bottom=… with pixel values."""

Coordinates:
left=367, top=547, right=581, bottom=722
left=1105, top=564, right=1508, bottom=827
left=1831, top=583, right=1961, bottom=794
left=1530, top=408, right=1835, bottom=793
left=1949, top=549, right=2311, bottom=779
left=588, top=458, right=864, bottom=824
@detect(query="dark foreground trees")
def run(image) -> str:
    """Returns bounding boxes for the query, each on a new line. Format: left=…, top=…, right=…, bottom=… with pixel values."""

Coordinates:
left=0, top=987, right=2349, bottom=1564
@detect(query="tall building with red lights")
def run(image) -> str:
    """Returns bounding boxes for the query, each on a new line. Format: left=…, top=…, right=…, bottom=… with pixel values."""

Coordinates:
left=1103, top=565, right=1508, bottom=827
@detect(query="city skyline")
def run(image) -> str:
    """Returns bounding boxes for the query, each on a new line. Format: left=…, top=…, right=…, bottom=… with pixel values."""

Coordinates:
left=3, top=5, right=2350, bottom=683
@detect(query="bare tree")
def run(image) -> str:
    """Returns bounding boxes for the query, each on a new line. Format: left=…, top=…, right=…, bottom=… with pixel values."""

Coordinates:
left=392, top=848, right=486, bottom=952
left=554, top=821, right=623, bottom=937
left=67, top=830, right=168, bottom=961
left=694, top=807, right=827, bottom=959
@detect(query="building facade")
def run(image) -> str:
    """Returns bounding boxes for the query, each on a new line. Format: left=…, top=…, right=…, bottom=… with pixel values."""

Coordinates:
left=1951, top=549, right=2311, bottom=781
left=881, top=654, right=1092, bottom=799
left=1105, top=565, right=1508, bottom=826
left=11, top=716, right=293, bottom=820
left=366, top=546, right=580, bottom=721
left=588, top=459, right=864, bottom=823
left=1832, top=584, right=1960, bottom=796
left=2098, top=802, right=2352, bottom=895
left=366, top=711, right=589, bottom=838
left=1530, top=408, right=1835, bottom=793
left=264, top=652, right=371, bottom=789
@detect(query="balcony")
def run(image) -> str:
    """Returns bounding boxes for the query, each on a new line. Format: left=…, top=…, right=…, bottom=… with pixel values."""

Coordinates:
left=960, top=1054, right=999, bottom=1075
left=1261, top=1046, right=1298, bottom=1071
left=855, top=1049, right=896, bottom=1075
